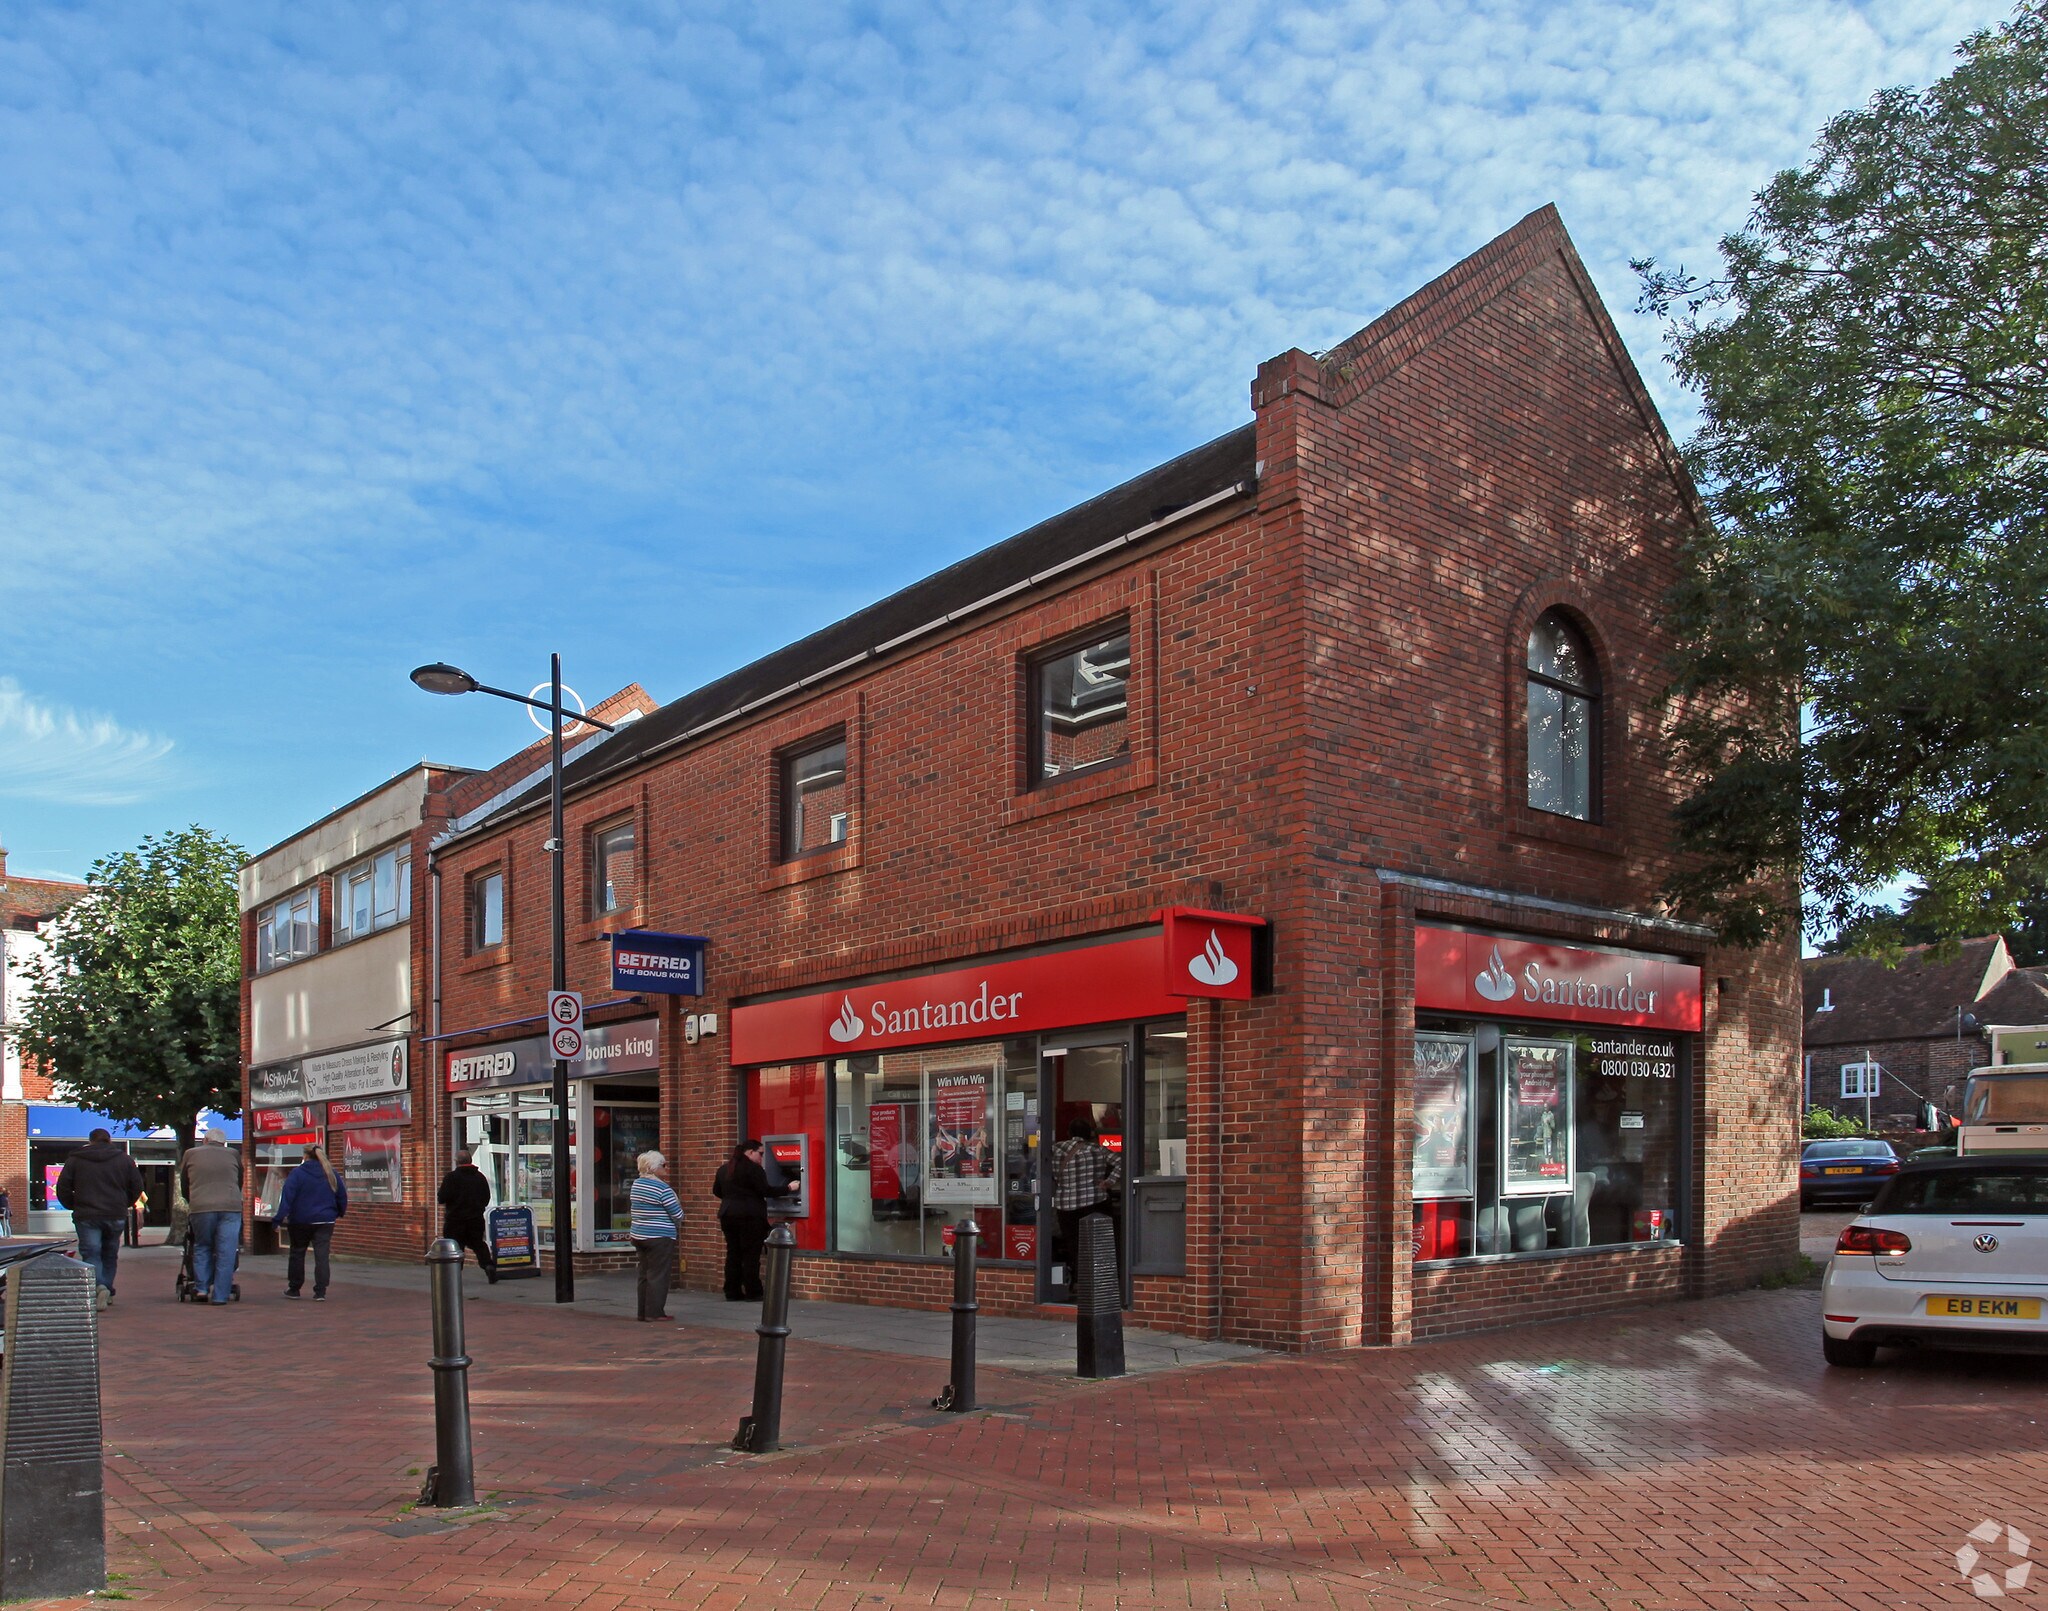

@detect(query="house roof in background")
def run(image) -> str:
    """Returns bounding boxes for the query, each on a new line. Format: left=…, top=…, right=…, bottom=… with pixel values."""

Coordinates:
left=1803, top=936, right=2015, bottom=1046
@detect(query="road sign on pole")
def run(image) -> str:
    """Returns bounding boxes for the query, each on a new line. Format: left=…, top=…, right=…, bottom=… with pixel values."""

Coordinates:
left=551, top=1023, right=584, bottom=1060
left=548, top=991, right=584, bottom=1060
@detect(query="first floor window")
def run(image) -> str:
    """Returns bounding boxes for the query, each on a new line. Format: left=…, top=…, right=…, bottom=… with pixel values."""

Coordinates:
left=255, top=885, right=320, bottom=972
left=334, top=845, right=410, bottom=942
left=1412, top=1018, right=1686, bottom=1260
left=471, top=869, right=504, bottom=951
left=1526, top=611, right=1600, bottom=820
left=781, top=735, right=848, bottom=858
left=592, top=818, right=637, bottom=915
left=1030, top=623, right=1130, bottom=784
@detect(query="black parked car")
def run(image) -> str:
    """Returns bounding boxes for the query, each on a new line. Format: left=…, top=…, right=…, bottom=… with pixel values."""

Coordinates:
left=1800, top=1138, right=1902, bottom=1207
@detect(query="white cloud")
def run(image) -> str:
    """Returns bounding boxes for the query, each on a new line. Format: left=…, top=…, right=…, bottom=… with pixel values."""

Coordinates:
left=0, top=679, right=177, bottom=807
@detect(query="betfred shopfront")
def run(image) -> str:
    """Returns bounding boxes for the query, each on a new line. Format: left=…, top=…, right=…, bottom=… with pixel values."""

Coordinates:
left=1407, top=925, right=1704, bottom=1283
left=443, top=1018, right=661, bottom=1256
left=729, top=910, right=1260, bottom=1311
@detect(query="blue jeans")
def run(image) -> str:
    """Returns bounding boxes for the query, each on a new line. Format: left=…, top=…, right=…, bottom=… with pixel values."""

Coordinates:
left=189, top=1211, right=242, bottom=1304
left=73, top=1217, right=125, bottom=1293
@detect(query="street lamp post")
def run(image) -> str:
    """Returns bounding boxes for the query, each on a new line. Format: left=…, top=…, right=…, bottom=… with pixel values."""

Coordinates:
left=412, top=657, right=616, bottom=1304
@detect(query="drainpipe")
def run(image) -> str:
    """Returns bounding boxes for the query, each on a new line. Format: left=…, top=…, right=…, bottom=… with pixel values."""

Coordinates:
left=429, top=846, right=444, bottom=1171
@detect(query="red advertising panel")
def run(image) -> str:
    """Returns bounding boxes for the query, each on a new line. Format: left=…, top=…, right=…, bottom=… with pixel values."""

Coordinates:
left=1413, top=925, right=1702, bottom=1032
left=1160, top=907, right=1262, bottom=1000
left=731, top=934, right=1188, bottom=1066
left=252, top=1106, right=315, bottom=1137
left=867, top=1105, right=904, bottom=1201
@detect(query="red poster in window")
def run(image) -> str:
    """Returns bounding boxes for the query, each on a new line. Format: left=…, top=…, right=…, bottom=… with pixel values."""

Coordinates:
left=1413, top=925, right=1702, bottom=1032
left=868, top=1105, right=903, bottom=1202
left=1006, top=1223, right=1037, bottom=1262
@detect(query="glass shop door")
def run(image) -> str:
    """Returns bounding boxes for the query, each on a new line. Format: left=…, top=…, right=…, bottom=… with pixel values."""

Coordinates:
left=1037, top=1035, right=1129, bottom=1306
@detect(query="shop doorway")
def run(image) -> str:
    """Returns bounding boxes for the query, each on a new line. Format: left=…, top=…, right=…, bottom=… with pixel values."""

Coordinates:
left=1038, top=1035, right=1128, bottom=1306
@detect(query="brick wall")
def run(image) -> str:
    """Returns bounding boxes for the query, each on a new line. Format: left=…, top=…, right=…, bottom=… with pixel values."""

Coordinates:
left=424, top=208, right=1799, bottom=1348
left=1807, top=1035, right=1984, bottom=1124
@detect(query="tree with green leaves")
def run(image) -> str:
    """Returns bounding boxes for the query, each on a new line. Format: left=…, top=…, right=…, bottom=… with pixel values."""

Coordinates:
left=1637, top=1, right=2048, bottom=949
left=18, top=826, right=243, bottom=1163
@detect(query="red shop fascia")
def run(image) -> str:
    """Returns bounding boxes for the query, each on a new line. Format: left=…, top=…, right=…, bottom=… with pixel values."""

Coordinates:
left=1407, top=923, right=1704, bottom=1267
left=727, top=908, right=1263, bottom=1313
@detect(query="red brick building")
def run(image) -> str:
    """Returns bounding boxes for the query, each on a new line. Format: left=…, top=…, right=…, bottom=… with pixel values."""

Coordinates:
left=411, top=207, right=1797, bottom=1349
left=1, top=846, right=90, bottom=1232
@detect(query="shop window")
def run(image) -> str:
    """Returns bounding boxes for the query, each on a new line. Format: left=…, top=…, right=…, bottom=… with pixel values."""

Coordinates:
left=470, top=868, right=505, bottom=952
left=591, top=818, right=637, bottom=916
left=780, top=734, right=849, bottom=859
left=1132, top=1025, right=1188, bottom=1275
left=1411, top=1020, right=1685, bottom=1261
left=333, top=845, right=411, bottom=943
left=454, top=1090, right=572, bottom=1250
left=255, top=885, right=320, bottom=973
left=1029, top=623, right=1131, bottom=785
left=1526, top=612, right=1600, bottom=821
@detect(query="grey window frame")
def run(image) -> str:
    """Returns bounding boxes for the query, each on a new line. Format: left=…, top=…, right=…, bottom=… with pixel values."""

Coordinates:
left=1027, top=620, right=1132, bottom=788
left=780, top=733, right=849, bottom=860
left=591, top=817, right=636, bottom=916
left=1525, top=612, right=1601, bottom=822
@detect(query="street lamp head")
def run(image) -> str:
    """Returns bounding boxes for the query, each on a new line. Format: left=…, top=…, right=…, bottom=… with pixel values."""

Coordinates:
left=410, top=662, right=479, bottom=697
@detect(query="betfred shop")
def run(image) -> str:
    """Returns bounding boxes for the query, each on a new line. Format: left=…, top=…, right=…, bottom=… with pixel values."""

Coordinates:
left=728, top=910, right=1260, bottom=1309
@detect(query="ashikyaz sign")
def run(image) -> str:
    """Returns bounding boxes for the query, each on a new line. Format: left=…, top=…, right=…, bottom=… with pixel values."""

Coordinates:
left=1413, top=926, right=1703, bottom=1033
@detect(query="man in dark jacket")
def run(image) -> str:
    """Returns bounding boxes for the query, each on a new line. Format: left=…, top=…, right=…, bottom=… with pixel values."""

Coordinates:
left=436, top=1150, right=497, bottom=1283
left=55, top=1127, right=144, bottom=1310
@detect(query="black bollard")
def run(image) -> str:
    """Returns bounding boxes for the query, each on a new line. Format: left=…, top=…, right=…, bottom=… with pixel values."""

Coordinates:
left=732, top=1223, right=795, bottom=1453
left=1074, top=1213, right=1125, bottom=1379
left=933, top=1218, right=979, bottom=1411
left=423, top=1238, right=476, bottom=1507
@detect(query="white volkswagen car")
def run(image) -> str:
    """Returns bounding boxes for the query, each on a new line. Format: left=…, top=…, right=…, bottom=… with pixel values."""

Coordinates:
left=1820, top=1156, right=2048, bottom=1367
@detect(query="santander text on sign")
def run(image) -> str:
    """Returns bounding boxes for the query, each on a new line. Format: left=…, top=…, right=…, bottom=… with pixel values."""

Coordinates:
left=1413, top=925, right=1703, bottom=1033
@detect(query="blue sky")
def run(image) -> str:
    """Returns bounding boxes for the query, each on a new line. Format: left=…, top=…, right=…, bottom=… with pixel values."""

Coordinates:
left=0, top=0, right=2010, bottom=881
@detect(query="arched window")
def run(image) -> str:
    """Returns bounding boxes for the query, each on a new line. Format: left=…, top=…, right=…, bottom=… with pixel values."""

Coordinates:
left=1526, top=612, right=1599, bottom=820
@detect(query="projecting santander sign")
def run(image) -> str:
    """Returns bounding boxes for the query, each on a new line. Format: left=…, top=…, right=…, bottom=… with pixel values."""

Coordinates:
left=730, top=909, right=1264, bottom=1066
left=1414, top=925, right=1702, bottom=1033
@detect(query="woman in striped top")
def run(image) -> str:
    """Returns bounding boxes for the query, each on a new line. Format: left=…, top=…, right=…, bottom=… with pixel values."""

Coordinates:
left=629, top=1151, right=685, bottom=1322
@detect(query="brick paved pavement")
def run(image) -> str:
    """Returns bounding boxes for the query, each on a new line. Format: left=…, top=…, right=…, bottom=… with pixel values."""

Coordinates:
left=40, top=1246, right=2048, bottom=1610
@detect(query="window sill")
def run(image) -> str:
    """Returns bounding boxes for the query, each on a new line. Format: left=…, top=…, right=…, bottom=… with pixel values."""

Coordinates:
left=1507, top=802, right=1624, bottom=856
left=1414, top=1238, right=1683, bottom=1271
left=1003, top=755, right=1155, bottom=828
left=454, top=948, right=512, bottom=976
left=573, top=909, right=644, bottom=945
left=763, top=843, right=861, bottom=891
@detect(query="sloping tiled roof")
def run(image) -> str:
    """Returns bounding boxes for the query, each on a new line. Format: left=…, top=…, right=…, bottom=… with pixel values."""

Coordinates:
left=1803, top=937, right=2012, bottom=1046
left=1977, top=965, right=2048, bottom=1030
left=0, top=863, right=87, bottom=928
left=461, top=423, right=1258, bottom=836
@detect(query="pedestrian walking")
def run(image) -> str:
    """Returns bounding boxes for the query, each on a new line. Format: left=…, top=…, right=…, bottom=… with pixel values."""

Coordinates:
left=436, top=1150, right=497, bottom=1284
left=712, top=1139, right=787, bottom=1301
left=629, top=1151, right=685, bottom=1321
left=0, top=1184, right=13, bottom=1239
left=276, top=1144, right=348, bottom=1301
left=55, top=1127, right=144, bottom=1310
left=1051, top=1118, right=1124, bottom=1286
left=180, top=1129, right=244, bottom=1306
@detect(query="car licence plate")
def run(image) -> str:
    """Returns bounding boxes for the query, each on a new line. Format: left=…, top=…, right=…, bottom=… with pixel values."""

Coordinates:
left=1928, top=1295, right=2042, bottom=1319
left=1822, top=1166, right=1861, bottom=1175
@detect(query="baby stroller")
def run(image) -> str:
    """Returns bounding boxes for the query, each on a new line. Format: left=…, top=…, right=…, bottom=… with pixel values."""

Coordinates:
left=175, top=1221, right=242, bottom=1303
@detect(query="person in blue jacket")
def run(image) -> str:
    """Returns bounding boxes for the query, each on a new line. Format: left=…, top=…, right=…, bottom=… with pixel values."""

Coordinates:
left=275, top=1144, right=348, bottom=1301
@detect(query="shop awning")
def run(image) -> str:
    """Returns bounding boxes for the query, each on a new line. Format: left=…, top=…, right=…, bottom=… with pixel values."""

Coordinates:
left=25, top=1105, right=243, bottom=1142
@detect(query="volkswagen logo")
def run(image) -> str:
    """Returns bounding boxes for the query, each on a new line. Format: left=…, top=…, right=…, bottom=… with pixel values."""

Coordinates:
left=1974, top=1232, right=2000, bottom=1254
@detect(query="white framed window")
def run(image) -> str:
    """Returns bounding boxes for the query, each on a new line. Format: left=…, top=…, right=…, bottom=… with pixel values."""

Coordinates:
left=1840, top=1062, right=1881, bottom=1100
left=592, top=818, right=637, bottom=915
left=255, top=886, right=320, bottom=973
left=471, top=869, right=505, bottom=952
left=333, top=845, right=411, bottom=943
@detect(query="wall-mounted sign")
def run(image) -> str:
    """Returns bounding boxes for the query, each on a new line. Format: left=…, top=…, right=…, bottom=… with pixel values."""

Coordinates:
left=612, top=930, right=708, bottom=996
left=1414, top=926, right=1703, bottom=1032
left=251, top=1105, right=314, bottom=1137
left=1160, top=907, right=1263, bottom=1001
left=249, top=1063, right=306, bottom=1110
left=327, top=1092, right=413, bottom=1129
left=445, top=1019, right=659, bottom=1092
left=337, top=1124, right=404, bottom=1204
left=303, top=1039, right=409, bottom=1104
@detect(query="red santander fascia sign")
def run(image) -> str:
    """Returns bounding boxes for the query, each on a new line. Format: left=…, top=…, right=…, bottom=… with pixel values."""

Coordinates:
left=731, top=908, right=1265, bottom=1066
left=1414, top=925, right=1702, bottom=1032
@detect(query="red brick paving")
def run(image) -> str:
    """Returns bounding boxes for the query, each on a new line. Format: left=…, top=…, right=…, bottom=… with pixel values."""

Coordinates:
left=44, top=1247, right=2048, bottom=1609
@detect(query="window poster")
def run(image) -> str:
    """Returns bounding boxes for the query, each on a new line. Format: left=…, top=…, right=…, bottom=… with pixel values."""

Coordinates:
left=868, top=1103, right=906, bottom=1202
left=925, top=1066, right=997, bottom=1206
left=1502, top=1039, right=1574, bottom=1196
left=1411, top=1035, right=1474, bottom=1199
left=339, top=1124, right=405, bottom=1204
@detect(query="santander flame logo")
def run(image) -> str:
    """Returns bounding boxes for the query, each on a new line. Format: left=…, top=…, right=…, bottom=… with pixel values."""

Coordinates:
left=1474, top=945, right=1518, bottom=1003
left=1187, top=928, right=1239, bottom=989
left=827, top=997, right=864, bottom=1044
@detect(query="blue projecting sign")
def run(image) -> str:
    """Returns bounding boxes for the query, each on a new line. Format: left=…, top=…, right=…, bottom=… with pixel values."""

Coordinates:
left=610, top=929, right=709, bottom=996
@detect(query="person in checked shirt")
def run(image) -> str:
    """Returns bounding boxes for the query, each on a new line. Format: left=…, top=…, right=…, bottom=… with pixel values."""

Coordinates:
left=1052, top=1118, right=1123, bottom=1290
left=628, top=1151, right=685, bottom=1322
